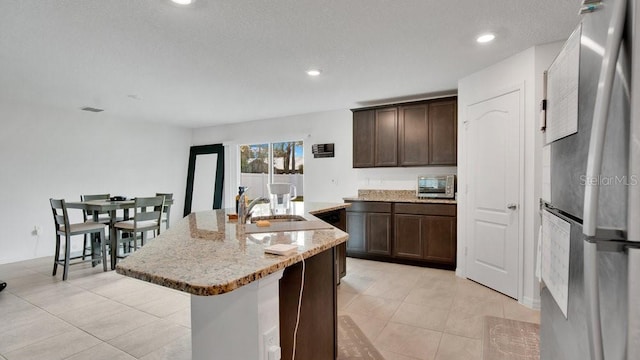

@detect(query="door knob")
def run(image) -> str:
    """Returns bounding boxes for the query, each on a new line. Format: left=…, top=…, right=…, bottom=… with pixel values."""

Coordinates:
left=507, top=203, right=518, bottom=210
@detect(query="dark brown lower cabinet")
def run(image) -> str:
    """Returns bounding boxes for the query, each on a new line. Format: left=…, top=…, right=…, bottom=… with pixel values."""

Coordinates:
left=423, top=215, right=456, bottom=264
left=345, top=211, right=367, bottom=254
left=314, top=209, right=347, bottom=281
left=346, top=201, right=456, bottom=269
left=394, top=214, right=424, bottom=259
left=279, top=247, right=336, bottom=360
left=367, top=213, right=392, bottom=255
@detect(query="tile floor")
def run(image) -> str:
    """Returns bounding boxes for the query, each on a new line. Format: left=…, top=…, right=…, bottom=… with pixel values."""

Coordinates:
left=0, top=256, right=539, bottom=360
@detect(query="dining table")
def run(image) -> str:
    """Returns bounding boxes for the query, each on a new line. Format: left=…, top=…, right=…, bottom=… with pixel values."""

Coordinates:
left=66, top=198, right=174, bottom=270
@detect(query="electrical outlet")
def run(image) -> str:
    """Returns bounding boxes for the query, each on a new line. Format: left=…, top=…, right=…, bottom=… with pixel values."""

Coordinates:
left=32, top=225, right=41, bottom=236
left=263, top=326, right=279, bottom=360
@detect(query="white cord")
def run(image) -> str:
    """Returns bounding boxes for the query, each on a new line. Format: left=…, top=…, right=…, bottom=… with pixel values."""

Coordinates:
left=291, top=254, right=305, bottom=360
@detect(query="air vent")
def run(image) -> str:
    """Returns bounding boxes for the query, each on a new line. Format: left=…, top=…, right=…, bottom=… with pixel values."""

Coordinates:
left=80, top=107, right=104, bottom=113
left=312, top=143, right=335, bottom=158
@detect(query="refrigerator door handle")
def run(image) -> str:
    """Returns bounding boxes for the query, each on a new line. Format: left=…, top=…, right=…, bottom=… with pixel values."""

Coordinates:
left=582, top=0, right=627, bottom=359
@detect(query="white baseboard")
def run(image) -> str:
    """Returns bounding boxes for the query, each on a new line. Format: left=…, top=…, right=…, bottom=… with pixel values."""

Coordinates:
left=520, top=296, right=541, bottom=310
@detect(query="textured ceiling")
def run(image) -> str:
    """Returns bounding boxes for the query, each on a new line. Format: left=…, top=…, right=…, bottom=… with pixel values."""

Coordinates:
left=0, top=0, right=582, bottom=127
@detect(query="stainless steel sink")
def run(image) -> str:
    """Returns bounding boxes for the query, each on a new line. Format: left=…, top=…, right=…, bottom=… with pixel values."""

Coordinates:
left=250, top=215, right=307, bottom=223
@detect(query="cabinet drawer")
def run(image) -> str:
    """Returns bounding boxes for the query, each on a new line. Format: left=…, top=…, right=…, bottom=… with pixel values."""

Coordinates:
left=394, top=203, right=456, bottom=216
left=345, top=201, right=392, bottom=213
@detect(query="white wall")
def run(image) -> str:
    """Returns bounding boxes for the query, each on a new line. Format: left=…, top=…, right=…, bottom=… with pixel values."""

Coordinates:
left=0, top=100, right=192, bottom=264
left=457, top=41, right=562, bottom=308
left=192, top=110, right=456, bottom=208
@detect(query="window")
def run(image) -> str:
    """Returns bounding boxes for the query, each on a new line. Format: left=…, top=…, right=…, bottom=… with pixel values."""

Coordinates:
left=239, top=141, right=303, bottom=200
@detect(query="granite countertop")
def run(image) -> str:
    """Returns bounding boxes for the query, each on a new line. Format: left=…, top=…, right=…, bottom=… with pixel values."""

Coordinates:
left=115, top=202, right=348, bottom=296
left=343, top=189, right=457, bottom=205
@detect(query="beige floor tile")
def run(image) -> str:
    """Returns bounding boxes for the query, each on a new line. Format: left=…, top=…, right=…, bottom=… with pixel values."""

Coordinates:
left=112, top=286, right=177, bottom=309
left=0, top=301, right=48, bottom=333
left=0, top=312, right=75, bottom=353
left=347, top=313, right=389, bottom=341
left=57, top=298, right=131, bottom=327
left=15, top=280, right=84, bottom=303
left=337, top=289, right=358, bottom=311
left=338, top=274, right=376, bottom=294
left=163, top=307, right=191, bottom=328
left=451, top=295, right=504, bottom=318
left=4, top=273, right=67, bottom=297
left=3, top=327, right=101, bottom=360
left=391, top=302, right=450, bottom=331
left=362, top=279, right=413, bottom=301
left=374, top=322, right=442, bottom=360
left=108, top=319, right=190, bottom=358
left=133, top=291, right=190, bottom=317
left=503, top=298, right=541, bottom=324
left=435, top=333, right=482, bottom=360
left=379, top=350, right=422, bottom=360
left=91, top=277, right=154, bottom=300
left=65, top=342, right=137, bottom=360
left=456, top=279, right=509, bottom=301
left=39, top=290, right=109, bottom=315
left=404, top=287, right=455, bottom=310
left=343, top=294, right=402, bottom=322
left=139, top=334, right=191, bottom=360
left=415, top=276, right=458, bottom=293
left=68, top=270, right=124, bottom=290
left=443, top=311, right=487, bottom=339
left=79, top=308, right=160, bottom=341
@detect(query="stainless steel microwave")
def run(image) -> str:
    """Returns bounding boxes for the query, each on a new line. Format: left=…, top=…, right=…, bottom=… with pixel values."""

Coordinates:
left=417, top=175, right=456, bottom=199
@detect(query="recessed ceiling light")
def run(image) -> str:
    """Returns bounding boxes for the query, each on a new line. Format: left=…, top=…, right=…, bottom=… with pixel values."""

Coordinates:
left=476, top=33, right=496, bottom=44
left=307, top=69, right=321, bottom=77
left=171, top=0, right=193, bottom=5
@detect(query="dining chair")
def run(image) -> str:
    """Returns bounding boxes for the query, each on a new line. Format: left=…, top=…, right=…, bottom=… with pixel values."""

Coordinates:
left=80, top=193, right=111, bottom=260
left=112, top=196, right=164, bottom=265
left=155, top=192, right=173, bottom=235
left=50, top=198, right=108, bottom=280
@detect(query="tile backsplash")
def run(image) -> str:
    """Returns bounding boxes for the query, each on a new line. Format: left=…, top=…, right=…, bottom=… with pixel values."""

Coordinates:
left=356, top=166, right=457, bottom=190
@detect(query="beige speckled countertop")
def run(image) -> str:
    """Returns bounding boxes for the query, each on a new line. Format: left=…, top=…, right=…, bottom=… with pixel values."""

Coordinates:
left=115, top=202, right=349, bottom=296
left=343, top=190, right=457, bottom=205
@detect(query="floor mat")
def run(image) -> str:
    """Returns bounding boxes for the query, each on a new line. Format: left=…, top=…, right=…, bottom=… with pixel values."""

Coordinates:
left=484, top=316, right=540, bottom=360
left=338, top=315, right=385, bottom=360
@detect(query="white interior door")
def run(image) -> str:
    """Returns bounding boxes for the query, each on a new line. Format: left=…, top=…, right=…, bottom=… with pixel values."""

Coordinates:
left=465, top=90, right=521, bottom=298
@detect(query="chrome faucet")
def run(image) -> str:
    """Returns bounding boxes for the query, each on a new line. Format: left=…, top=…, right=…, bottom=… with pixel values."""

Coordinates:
left=238, top=191, right=270, bottom=223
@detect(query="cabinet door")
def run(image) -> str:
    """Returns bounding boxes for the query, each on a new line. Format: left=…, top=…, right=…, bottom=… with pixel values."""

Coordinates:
left=398, top=103, right=429, bottom=166
left=374, top=108, right=398, bottom=167
left=353, top=110, right=375, bottom=168
left=428, top=99, right=457, bottom=165
left=394, top=214, right=424, bottom=259
left=423, top=215, right=457, bottom=264
left=367, top=213, right=392, bottom=255
left=345, top=212, right=367, bottom=253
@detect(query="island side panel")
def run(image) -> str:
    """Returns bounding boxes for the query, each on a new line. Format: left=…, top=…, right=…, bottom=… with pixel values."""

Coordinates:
left=279, top=247, right=337, bottom=360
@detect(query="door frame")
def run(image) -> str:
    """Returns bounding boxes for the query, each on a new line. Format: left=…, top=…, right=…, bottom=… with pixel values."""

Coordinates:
left=461, top=83, right=525, bottom=301
left=183, top=144, right=225, bottom=216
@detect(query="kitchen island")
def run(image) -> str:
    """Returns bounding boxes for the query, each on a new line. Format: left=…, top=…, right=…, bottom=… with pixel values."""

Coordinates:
left=116, top=202, right=349, bottom=360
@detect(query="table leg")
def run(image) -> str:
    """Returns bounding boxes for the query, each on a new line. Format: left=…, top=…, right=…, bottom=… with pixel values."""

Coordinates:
left=91, top=211, right=100, bottom=267
left=110, top=210, right=118, bottom=270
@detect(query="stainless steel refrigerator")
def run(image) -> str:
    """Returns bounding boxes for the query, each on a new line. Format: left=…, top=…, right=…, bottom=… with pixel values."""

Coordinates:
left=541, top=0, right=639, bottom=359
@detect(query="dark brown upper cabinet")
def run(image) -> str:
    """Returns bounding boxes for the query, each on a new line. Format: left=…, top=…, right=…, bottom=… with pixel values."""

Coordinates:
left=374, top=108, right=398, bottom=167
left=428, top=98, right=457, bottom=165
left=398, top=103, right=429, bottom=166
left=352, top=96, right=457, bottom=168
left=353, top=110, right=375, bottom=168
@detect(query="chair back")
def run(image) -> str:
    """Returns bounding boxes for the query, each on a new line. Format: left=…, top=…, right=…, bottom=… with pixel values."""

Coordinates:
left=50, top=198, right=71, bottom=235
left=154, top=193, right=173, bottom=213
left=80, top=194, right=110, bottom=221
left=133, top=196, right=165, bottom=227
